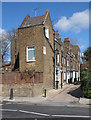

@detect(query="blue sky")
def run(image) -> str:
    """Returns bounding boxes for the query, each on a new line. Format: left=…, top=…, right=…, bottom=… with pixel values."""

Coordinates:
left=2, top=2, right=89, bottom=55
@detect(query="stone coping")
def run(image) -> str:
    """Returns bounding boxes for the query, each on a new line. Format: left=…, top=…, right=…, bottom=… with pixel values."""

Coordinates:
left=79, top=97, right=91, bottom=105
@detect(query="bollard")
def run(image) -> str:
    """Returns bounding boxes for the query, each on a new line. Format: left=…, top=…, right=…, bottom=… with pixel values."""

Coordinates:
left=44, top=89, right=46, bottom=97
left=56, top=81, right=58, bottom=89
left=10, top=88, right=13, bottom=100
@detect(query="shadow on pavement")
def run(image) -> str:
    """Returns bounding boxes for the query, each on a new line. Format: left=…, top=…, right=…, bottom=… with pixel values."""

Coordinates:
left=67, top=85, right=83, bottom=98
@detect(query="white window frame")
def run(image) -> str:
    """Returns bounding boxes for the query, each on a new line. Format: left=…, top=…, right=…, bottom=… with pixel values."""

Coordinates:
left=64, top=58, right=66, bottom=64
left=62, top=57, right=64, bottom=64
left=45, top=26, right=49, bottom=39
left=64, top=72, right=66, bottom=80
left=67, top=60, right=69, bottom=66
left=43, top=46, right=46, bottom=55
left=57, top=54, right=59, bottom=65
left=26, top=46, right=35, bottom=62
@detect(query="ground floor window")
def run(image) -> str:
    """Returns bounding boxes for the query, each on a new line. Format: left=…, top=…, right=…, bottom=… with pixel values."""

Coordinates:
left=64, top=72, right=66, bottom=81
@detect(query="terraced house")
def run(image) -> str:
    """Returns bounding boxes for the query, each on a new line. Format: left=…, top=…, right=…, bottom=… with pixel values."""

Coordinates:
left=9, top=9, right=80, bottom=97
left=54, top=34, right=80, bottom=89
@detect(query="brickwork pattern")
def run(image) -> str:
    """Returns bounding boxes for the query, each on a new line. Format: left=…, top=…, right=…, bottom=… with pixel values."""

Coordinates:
left=1, top=72, right=43, bottom=84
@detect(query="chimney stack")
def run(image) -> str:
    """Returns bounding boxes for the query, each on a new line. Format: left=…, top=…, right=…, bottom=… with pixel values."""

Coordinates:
left=64, top=37, right=69, bottom=41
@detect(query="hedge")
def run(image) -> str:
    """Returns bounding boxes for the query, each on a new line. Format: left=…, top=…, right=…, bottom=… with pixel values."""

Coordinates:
left=80, top=69, right=91, bottom=98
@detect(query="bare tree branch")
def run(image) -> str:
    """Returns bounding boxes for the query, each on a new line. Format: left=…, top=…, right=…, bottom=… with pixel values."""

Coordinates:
left=0, top=28, right=17, bottom=63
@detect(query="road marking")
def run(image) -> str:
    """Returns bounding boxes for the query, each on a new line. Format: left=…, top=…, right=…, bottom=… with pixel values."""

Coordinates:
left=52, top=114, right=91, bottom=118
left=0, top=108, right=90, bottom=118
left=0, top=109, right=17, bottom=112
left=19, top=110, right=50, bottom=116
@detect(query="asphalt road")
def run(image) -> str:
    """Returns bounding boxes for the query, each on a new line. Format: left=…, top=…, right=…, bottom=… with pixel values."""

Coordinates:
left=1, top=102, right=91, bottom=120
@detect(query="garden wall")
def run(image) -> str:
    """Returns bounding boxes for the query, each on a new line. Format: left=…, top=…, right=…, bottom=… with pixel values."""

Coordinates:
left=0, top=72, right=43, bottom=97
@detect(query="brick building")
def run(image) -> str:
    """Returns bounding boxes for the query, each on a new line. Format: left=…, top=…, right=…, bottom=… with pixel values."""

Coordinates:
left=10, top=9, right=80, bottom=96
left=11, top=9, right=54, bottom=91
left=54, top=35, right=80, bottom=89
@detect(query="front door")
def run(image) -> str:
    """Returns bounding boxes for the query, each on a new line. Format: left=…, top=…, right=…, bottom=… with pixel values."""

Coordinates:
left=70, top=71, right=73, bottom=83
left=59, top=71, right=61, bottom=86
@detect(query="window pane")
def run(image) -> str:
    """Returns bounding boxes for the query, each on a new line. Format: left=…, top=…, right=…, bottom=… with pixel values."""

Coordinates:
left=27, top=47, right=35, bottom=61
left=57, top=54, right=59, bottom=64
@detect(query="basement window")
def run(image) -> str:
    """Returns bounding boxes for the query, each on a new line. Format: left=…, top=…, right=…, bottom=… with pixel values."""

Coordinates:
left=27, top=46, right=35, bottom=62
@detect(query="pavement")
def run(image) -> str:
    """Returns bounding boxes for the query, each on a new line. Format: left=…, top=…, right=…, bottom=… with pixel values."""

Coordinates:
left=0, top=83, right=91, bottom=106
left=0, top=84, right=70, bottom=103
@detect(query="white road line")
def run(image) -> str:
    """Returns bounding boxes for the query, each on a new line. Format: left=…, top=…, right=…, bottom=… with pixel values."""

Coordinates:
left=0, top=108, right=90, bottom=118
left=19, top=110, right=50, bottom=116
left=0, top=109, right=17, bottom=112
left=52, top=114, right=91, bottom=118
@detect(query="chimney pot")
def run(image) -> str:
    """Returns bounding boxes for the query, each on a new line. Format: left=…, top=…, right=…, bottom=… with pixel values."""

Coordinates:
left=56, top=30, right=58, bottom=33
left=65, top=37, right=69, bottom=41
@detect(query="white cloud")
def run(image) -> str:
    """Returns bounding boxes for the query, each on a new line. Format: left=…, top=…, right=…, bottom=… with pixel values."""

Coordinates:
left=54, top=9, right=89, bottom=33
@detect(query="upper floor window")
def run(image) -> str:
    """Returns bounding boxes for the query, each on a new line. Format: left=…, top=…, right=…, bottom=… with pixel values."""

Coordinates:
left=61, top=46, right=63, bottom=52
left=43, top=46, right=46, bottom=55
left=62, top=56, right=64, bottom=64
left=64, top=58, right=66, bottom=64
left=57, top=54, right=59, bottom=65
left=45, top=26, right=49, bottom=39
left=67, top=60, right=69, bottom=66
left=64, top=72, right=66, bottom=80
left=70, top=61, right=72, bottom=66
left=27, top=46, right=35, bottom=62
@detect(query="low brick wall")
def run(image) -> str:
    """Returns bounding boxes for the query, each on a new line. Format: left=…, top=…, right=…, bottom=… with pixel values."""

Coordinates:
left=1, top=72, right=43, bottom=97
left=1, top=72, right=43, bottom=84
left=1, top=83, right=43, bottom=97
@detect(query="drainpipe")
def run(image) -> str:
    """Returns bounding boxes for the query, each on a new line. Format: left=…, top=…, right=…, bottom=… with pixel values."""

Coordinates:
left=53, top=32, right=55, bottom=89
left=66, top=55, right=67, bottom=84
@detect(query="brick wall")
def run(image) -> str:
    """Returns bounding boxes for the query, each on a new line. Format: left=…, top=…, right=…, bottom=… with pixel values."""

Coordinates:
left=18, top=25, right=44, bottom=72
left=43, top=10, right=54, bottom=89
left=1, top=72, right=43, bottom=84
left=1, top=72, right=43, bottom=97
left=1, top=83, right=43, bottom=97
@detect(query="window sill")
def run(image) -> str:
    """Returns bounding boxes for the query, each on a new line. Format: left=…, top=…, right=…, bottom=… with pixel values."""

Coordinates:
left=26, top=60, right=36, bottom=63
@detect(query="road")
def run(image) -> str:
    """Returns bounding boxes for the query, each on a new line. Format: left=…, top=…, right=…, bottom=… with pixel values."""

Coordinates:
left=1, top=102, right=91, bottom=120
left=1, top=84, right=91, bottom=120
left=48, top=84, right=83, bottom=102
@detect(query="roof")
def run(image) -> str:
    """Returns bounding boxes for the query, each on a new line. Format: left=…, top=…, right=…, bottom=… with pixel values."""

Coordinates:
left=23, top=15, right=45, bottom=27
left=19, top=9, right=50, bottom=28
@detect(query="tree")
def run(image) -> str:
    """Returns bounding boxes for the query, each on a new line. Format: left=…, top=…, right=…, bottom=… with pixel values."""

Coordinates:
left=80, top=69, right=91, bottom=98
left=0, top=28, right=17, bottom=63
left=84, top=47, right=91, bottom=61
left=81, top=47, right=91, bottom=63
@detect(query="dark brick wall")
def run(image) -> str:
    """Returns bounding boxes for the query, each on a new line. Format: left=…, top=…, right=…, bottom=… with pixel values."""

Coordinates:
left=1, top=72, right=43, bottom=84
